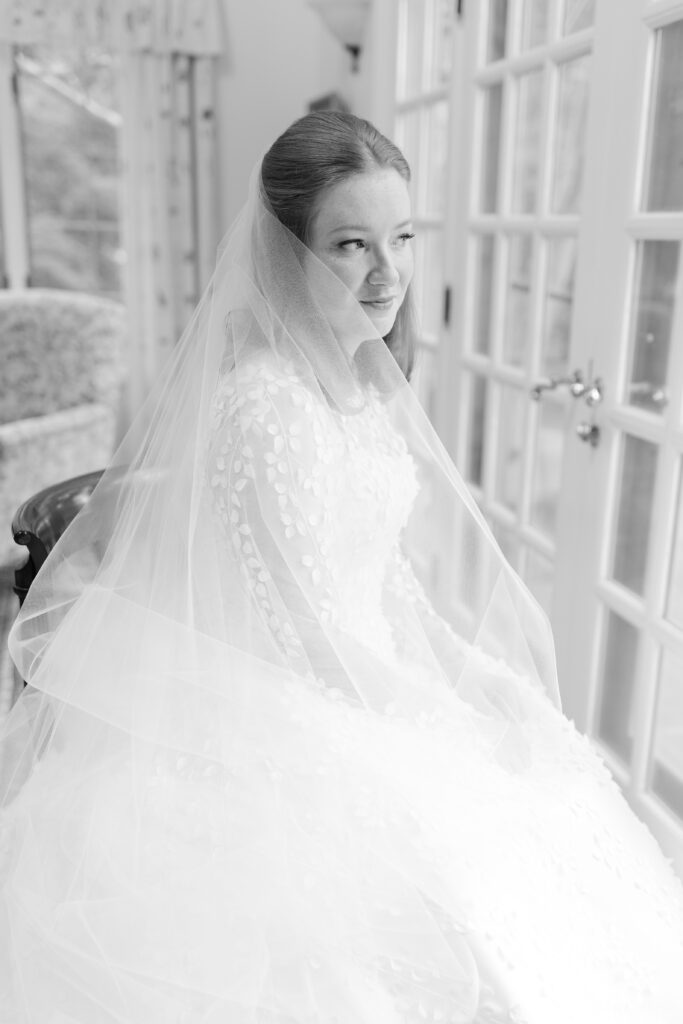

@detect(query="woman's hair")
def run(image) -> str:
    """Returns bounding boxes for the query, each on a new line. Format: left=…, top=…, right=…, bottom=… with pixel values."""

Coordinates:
left=261, top=111, right=417, bottom=380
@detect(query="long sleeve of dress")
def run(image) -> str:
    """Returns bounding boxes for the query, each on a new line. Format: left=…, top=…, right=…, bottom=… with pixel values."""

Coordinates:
left=207, top=359, right=361, bottom=685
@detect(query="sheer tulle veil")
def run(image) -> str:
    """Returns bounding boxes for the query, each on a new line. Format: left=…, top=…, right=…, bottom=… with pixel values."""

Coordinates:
left=0, top=119, right=633, bottom=1022
left=3, top=159, right=560, bottom=796
left=5, top=115, right=683, bottom=1024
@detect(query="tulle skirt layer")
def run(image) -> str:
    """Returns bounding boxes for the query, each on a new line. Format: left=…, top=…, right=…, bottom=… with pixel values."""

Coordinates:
left=2, top=600, right=683, bottom=1023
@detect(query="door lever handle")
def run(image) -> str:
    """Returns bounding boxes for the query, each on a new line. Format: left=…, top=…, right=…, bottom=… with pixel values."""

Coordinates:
left=531, top=370, right=604, bottom=407
left=576, top=422, right=600, bottom=447
left=584, top=379, right=604, bottom=407
left=530, top=369, right=585, bottom=401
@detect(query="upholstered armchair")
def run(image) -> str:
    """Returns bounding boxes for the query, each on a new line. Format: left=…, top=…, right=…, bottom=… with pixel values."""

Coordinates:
left=0, top=289, right=128, bottom=567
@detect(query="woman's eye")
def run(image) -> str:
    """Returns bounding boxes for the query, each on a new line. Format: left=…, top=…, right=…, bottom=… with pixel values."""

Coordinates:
left=337, top=233, right=414, bottom=252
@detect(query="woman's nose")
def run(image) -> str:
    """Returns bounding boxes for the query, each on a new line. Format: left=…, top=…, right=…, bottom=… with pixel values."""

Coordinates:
left=368, top=247, right=400, bottom=286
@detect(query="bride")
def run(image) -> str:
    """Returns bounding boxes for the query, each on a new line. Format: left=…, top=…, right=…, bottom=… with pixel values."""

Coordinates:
left=1, top=111, right=682, bottom=1024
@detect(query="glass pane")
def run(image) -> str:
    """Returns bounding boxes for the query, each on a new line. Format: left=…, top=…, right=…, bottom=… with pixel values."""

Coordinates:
left=18, top=45, right=122, bottom=298
left=611, top=435, right=658, bottom=595
left=0, top=208, right=6, bottom=288
left=429, top=0, right=455, bottom=88
left=598, top=611, right=638, bottom=763
left=494, top=385, right=526, bottom=512
left=551, top=56, right=590, bottom=214
left=511, top=70, right=543, bottom=214
left=63, top=226, right=122, bottom=295
left=397, top=0, right=426, bottom=98
left=666, top=468, right=683, bottom=631
left=425, top=100, right=450, bottom=216
left=562, top=0, right=595, bottom=34
left=417, top=229, right=445, bottom=337
left=521, top=0, right=548, bottom=50
left=395, top=110, right=422, bottom=205
left=479, top=84, right=503, bottom=213
left=530, top=396, right=570, bottom=539
left=644, top=20, right=683, bottom=212
left=486, top=0, right=508, bottom=62
left=466, top=374, right=488, bottom=487
left=650, top=649, right=683, bottom=820
left=471, top=234, right=496, bottom=355
left=523, top=547, right=555, bottom=616
left=541, top=237, right=576, bottom=378
left=625, top=240, right=678, bottom=414
left=502, top=234, right=533, bottom=367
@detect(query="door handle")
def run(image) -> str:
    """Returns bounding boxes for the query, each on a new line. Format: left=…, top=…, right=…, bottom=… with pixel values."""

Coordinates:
left=576, top=422, right=600, bottom=447
left=531, top=369, right=604, bottom=408
left=530, top=369, right=586, bottom=401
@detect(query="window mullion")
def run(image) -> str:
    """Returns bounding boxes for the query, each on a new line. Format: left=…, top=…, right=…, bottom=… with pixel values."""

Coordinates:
left=0, top=43, right=30, bottom=288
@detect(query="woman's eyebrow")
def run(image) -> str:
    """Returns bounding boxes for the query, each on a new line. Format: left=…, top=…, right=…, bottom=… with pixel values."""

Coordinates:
left=329, top=219, right=413, bottom=234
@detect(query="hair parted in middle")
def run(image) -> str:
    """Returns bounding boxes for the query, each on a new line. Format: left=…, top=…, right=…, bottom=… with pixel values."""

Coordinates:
left=260, top=111, right=417, bottom=380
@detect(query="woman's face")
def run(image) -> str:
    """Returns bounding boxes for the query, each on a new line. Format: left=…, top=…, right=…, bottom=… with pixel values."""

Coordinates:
left=307, top=168, right=415, bottom=337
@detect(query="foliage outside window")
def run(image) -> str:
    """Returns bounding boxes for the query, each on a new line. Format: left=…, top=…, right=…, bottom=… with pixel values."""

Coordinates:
left=15, top=44, right=123, bottom=298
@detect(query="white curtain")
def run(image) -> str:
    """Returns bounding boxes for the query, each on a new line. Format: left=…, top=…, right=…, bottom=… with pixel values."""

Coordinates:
left=0, top=0, right=223, bottom=419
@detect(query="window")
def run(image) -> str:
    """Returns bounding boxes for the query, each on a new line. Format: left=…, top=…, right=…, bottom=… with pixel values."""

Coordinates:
left=2, top=43, right=123, bottom=297
left=394, top=0, right=456, bottom=419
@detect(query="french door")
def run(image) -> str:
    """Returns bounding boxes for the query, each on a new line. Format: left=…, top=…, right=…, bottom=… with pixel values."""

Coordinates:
left=394, top=0, right=456, bottom=421
left=433, top=0, right=683, bottom=872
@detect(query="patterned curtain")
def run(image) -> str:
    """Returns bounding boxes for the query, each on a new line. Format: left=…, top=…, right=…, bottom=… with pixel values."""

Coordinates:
left=0, top=0, right=223, bottom=416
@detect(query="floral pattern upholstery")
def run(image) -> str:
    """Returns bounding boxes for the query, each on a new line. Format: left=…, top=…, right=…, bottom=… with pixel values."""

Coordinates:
left=0, top=289, right=128, bottom=566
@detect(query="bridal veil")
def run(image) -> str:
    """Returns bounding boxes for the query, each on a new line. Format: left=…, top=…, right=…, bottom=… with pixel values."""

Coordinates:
left=0, top=156, right=566, bottom=1022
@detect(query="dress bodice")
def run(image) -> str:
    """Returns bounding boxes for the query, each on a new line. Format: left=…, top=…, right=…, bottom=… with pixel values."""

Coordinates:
left=208, top=357, right=419, bottom=660
left=312, top=383, right=420, bottom=654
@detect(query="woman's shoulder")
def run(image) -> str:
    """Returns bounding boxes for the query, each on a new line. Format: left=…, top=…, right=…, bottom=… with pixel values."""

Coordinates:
left=212, top=351, right=326, bottom=437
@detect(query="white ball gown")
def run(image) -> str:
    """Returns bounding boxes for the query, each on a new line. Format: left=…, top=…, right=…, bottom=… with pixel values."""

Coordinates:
left=1, top=357, right=682, bottom=1024
left=1, top=183, right=683, bottom=1023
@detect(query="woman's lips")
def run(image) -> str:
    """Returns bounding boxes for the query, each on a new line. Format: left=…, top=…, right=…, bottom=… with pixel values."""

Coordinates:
left=361, top=296, right=396, bottom=310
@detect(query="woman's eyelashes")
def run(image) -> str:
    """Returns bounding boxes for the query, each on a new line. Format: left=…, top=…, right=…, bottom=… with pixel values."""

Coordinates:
left=337, top=232, right=415, bottom=252
left=338, top=239, right=366, bottom=251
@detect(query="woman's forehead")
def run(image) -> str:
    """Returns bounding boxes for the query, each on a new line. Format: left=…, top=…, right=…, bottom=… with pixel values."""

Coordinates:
left=313, top=170, right=412, bottom=234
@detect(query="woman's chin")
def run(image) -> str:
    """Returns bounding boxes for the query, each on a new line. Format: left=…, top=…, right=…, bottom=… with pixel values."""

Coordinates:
left=361, top=305, right=398, bottom=336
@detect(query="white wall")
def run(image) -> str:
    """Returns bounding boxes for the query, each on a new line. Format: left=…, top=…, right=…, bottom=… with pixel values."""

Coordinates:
left=350, top=0, right=399, bottom=137
left=216, top=0, right=350, bottom=229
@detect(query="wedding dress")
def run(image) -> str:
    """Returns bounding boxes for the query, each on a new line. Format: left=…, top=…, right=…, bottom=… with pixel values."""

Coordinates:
left=1, top=170, right=683, bottom=1023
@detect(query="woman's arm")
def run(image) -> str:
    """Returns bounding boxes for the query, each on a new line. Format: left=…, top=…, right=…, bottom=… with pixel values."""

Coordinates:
left=207, top=360, right=350, bottom=685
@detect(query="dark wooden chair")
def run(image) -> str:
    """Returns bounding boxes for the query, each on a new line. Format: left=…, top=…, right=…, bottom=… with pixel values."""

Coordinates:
left=11, top=469, right=104, bottom=608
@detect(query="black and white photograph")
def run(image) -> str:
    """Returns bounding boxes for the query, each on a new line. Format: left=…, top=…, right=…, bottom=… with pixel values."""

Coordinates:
left=1, top=1, right=683, bottom=1021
